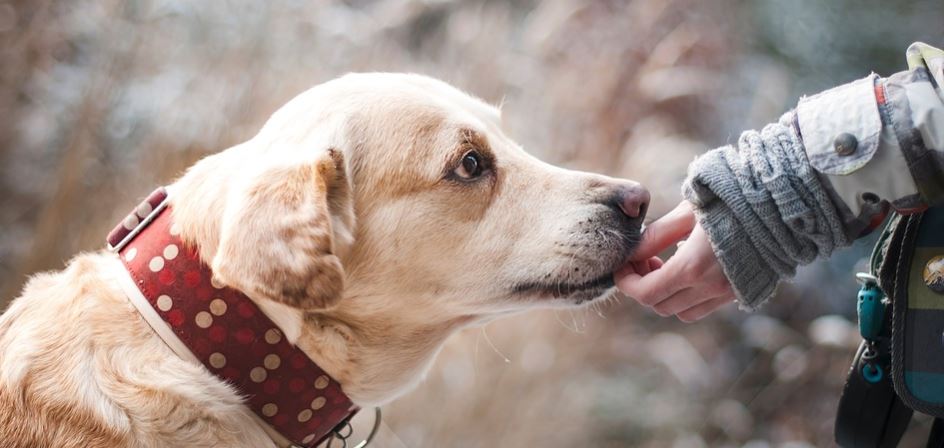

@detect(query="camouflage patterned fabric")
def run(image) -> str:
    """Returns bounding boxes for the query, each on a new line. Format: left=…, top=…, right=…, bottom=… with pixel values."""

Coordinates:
left=884, top=43, right=944, bottom=209
left=906, top=42, right=944, bottom=88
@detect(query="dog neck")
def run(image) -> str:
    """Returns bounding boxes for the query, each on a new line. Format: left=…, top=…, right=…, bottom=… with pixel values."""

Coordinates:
left=302, top=291, right=479, bottom=406
left=167, top=151, right=233, bottom=266
left=198, top=287, right=477, bottom=407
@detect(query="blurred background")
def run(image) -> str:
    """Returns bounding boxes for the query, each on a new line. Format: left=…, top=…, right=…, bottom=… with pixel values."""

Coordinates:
left=1, top=0, right=943, bottom=446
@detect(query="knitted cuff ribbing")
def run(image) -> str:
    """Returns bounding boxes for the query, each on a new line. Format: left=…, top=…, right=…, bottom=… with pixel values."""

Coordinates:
left=693, top=200, right=780, bottom=311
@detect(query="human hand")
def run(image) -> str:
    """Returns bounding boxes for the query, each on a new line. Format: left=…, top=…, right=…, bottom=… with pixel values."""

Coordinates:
left=615, top=201, right=735, bottom=322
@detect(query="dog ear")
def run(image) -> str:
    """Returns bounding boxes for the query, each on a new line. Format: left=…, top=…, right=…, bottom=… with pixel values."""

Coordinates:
left=211, top=149, right=353, bottom=310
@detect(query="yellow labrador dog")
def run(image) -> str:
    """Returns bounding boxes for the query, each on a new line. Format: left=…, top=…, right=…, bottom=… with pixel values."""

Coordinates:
left=0, top=74, right=648, bottom=447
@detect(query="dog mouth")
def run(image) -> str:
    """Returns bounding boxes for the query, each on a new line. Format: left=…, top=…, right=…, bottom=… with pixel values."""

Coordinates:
left=511, top=273, right=616, bottom=303
left=508, top=213, right=640, bottom=305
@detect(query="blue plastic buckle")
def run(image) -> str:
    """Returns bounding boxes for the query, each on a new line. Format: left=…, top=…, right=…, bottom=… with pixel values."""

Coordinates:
left=856, top=273, right=886, bottom=341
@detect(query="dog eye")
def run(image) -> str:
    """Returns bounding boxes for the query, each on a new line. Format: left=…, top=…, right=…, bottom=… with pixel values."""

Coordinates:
left=454, top=151, right=484, bottom=179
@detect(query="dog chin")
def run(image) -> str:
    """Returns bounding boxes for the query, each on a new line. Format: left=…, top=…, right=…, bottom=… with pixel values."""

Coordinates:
left=561, top=283, right=618, bottom=307
left=512, top=274, right=616, bottom=305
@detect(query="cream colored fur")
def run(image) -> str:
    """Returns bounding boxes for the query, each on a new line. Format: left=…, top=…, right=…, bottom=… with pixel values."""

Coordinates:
left=0, top=73, right=644, bottom=447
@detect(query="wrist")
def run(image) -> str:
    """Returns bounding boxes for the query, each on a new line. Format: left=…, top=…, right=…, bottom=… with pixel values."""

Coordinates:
left=690, top=200, right=780, bottom=311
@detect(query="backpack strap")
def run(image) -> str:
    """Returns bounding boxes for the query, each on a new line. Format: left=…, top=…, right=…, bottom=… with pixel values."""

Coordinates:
left=928, top=418, right=944, bottom=448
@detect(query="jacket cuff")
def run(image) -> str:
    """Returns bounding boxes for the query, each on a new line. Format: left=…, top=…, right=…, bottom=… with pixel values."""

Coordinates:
left=688, top=189, right=780, bottom=311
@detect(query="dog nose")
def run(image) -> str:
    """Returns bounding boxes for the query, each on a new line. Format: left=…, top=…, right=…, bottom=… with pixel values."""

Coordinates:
left=614, top=183, right=650, bottom=220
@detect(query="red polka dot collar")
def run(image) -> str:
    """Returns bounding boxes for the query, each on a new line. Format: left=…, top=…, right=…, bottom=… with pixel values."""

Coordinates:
left=107, top=188, right=359, bottom=447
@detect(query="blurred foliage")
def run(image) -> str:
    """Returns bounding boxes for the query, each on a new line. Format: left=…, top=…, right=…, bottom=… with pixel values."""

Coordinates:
left=1, top=0, right=942, bottom=446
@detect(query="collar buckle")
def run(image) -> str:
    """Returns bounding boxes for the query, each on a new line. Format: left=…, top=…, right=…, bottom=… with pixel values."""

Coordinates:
left=320, top=408, right=381, bottom=448
left=106, top=187, right=170, bottom=253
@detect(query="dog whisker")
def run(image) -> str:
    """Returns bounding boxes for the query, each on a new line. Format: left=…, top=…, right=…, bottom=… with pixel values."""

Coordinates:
left=480, top=325, right=511, bottom=364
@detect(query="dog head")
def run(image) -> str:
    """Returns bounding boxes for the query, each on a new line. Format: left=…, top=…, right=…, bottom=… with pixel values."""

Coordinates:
left=190, top=73, right=647, bottom=319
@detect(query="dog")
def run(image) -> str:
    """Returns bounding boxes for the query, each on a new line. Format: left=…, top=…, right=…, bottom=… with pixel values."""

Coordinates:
left=0, top=73, right=648, bottom=447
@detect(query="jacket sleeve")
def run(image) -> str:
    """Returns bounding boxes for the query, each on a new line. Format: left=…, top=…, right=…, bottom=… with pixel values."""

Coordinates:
left=795, top=42, right=944, bottom=231
left=681, top=42, right=944, bottom=311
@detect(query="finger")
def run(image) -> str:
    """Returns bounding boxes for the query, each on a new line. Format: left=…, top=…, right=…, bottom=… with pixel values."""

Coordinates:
left=615, top=257, right=688, bottom=306
left=615, top=256, right=659, bottom=278
left=676, top=296, right=734, bottom=323
left=622, top=256, right=662, bottom=276
left=650, top=287, right=718, bottom=317
left=647, top=257, right=664, bottom=271
left=631, top=260, right=651, bottom=276
left=631, top=201, right=696, bottom=261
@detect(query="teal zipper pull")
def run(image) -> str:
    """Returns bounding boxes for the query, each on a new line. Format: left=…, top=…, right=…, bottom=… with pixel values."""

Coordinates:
left=855, top=273, right=886, bottom=341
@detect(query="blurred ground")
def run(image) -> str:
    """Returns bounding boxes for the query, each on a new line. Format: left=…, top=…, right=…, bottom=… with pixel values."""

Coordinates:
left=1, top=0, right=943, bottom=446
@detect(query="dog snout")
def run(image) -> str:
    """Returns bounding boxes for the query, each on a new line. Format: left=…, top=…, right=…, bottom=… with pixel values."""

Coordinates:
left=611, top=182, right=649, bottom=222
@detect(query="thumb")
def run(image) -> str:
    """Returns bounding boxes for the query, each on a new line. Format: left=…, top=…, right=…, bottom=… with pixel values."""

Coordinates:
left=630, top=201, right=696, bottom=261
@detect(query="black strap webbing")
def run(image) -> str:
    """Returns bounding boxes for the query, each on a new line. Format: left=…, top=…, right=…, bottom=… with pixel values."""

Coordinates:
left=928, top=418, right=944, bottom=448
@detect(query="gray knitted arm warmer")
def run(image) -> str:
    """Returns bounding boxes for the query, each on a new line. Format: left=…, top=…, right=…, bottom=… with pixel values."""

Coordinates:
left=682, top=113, right=851, bottom=310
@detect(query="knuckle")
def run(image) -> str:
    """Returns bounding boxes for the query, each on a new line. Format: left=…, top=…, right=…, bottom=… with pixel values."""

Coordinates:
left=679, top=309, right=703, bottom=322
left=642, top=228, right=660, bottom=248
left=615, top=281, right=638, bottom=298
left=675, top=310, right=694, bottom=322
left=639, top=294, right=660, bottom=306
left=630, top=286, right=657, bottom=305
